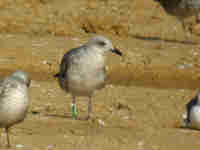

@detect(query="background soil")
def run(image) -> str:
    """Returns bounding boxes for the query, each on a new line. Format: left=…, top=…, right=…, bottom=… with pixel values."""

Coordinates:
left=1, top=0, right=200, bottom=149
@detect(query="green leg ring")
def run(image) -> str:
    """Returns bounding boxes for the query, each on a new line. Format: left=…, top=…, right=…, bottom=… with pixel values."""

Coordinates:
left=72, top=104, right=78, bottom=119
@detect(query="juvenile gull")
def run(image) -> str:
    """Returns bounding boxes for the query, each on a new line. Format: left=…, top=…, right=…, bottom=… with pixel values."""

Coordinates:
left=184, top=92, right=200, bottom=129
left=153, top=0, right=200, bottom=39
left=0, top=70, right=30, bottom=147
left=55, top=36, right=122, bottom=120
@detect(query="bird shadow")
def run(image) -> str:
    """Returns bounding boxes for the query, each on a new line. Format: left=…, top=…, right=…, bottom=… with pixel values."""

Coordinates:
left=175, top=125, right=200, bottom=132
left=44, top=113, right=73, bottom=119
left=44, top=114, right=96, bottom=121
left=132, top=34, right=199, bottom=45
left=30, top=110, right=73, bottom=119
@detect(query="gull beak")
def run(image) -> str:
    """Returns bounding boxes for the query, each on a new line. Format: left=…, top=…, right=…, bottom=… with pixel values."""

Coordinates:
left=111, top=48, right=122, bottom=56
left=27, top=79, right=31, bottom=87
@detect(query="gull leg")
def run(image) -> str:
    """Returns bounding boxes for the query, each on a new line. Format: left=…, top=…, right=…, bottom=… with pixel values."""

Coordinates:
left=72, top=96, right=78, bottom=120
left=181, top=20, right=191, bottom=41
left=77, top=96, right=92, bottom=120
left=195, top=13, right=200, bottom=24
left=5, top=127, right=10, bottom=148
left=87, top=96, right=92, bottom=120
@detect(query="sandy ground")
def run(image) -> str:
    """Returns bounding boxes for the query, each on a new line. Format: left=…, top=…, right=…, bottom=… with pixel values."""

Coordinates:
left=1, top=0, right=200, bottom=149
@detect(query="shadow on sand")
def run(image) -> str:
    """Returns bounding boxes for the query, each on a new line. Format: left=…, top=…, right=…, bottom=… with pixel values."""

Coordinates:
left=45, top=114, right=73, bottom=119
left=132, top=34, right=199, bottom=45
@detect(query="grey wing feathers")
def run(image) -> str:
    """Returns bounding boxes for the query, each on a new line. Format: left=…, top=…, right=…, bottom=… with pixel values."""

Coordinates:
left=60, top=47, right=84, bottom=78
left=58, top=48, right=81, bottom=90
left=60, top=52, right=70, bottom=79
left=0, top=79, right=3, bottom=94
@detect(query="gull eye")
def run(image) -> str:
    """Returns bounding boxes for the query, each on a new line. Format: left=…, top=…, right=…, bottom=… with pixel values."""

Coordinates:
left=98, top=41, right=106, bottom=46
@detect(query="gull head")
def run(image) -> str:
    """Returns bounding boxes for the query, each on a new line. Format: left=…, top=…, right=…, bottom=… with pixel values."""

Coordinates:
left=11, top=70, right=31, bottom=87
left=87, top=36, right=122, bottom=56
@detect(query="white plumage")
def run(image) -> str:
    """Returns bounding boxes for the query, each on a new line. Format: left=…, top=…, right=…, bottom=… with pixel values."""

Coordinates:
left=184, top=93, right=200, bottom=129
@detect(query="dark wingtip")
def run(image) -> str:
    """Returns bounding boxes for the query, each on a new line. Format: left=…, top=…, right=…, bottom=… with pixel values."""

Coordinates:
left=54, top=73, right=60, bottom=78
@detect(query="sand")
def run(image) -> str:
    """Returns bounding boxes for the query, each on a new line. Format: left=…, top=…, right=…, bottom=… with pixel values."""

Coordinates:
left=0, top=0, right=200, bottom=149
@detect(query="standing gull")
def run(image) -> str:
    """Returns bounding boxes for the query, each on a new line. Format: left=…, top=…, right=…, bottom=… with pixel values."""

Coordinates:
left=184, top=92, right=200, bottom=129
left=55, top=36, right=122, bottom=120
left=153, top=0, right=200, bottom=40
left=0, top=70, right=30, bottom=147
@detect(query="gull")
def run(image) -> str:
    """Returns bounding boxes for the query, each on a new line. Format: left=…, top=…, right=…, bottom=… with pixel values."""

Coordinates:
left=154, top=0, right=200, bottom=40
left=0, top=70, right=30, bottom=147
left=184, top=92, right=200, bottom=129
left=55, top=36, right=122, bottom=120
